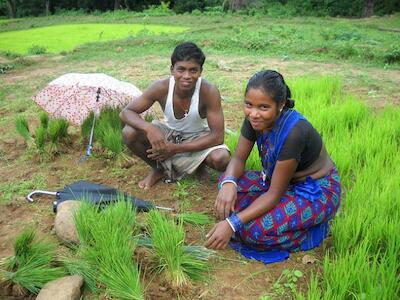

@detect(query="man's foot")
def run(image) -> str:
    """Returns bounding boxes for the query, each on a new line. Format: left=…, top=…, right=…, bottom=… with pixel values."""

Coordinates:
left=138, top=169, right=165, bottom=189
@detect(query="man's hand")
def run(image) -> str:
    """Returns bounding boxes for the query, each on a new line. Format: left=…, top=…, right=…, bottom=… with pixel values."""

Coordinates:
left=147, top=141, right=177, bottom=161
left=204, top=221, right=234, bottom=250
left=215, top=183, right=237, bottom=220
left=145, top=124, right=166, bottom=151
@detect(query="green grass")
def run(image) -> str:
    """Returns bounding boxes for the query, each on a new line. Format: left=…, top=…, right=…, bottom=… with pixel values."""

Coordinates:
left=0, top=23, right=186, bottom=54
left=0, top=173, right=47, bottom=204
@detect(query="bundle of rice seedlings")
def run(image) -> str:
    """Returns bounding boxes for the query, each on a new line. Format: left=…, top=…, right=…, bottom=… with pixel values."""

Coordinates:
left=15, top=115, right=32, bottom=144
left=0, top=228, right=65, bottom=295
left=39, top=111, right=49, bottom=129
left=80, top=111, right=94, bottom=139
left=177, top=212, right=212, bottom=226
left=225, top=130, right=261, bottom=170
left=72, top=199, right=143, bottom=299
left=146, top=210, right=211, bottom=289
left=34, top=125, right=47, bottom=157
left=47, top=119, right=69, bottom=153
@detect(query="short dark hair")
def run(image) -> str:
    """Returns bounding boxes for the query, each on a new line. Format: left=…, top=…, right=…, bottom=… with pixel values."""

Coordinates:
left=171, top=42, right=206, bottom=68
left=245, top=70, right=295, bottom=109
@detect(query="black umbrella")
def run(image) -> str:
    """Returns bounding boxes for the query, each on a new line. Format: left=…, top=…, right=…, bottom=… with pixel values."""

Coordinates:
left=26, top=180, right=173, bottom=213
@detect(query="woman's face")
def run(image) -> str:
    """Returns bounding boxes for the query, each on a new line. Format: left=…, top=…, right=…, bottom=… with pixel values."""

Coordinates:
left=244, top=88, right=283, bottom=131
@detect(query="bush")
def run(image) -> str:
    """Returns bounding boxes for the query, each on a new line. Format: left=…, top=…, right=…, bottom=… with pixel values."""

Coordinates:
left=173, top=0, right=204, bottom=14
left=384, top=46, right=400, bottom=65
left=27, top=45, right=47, bottom=55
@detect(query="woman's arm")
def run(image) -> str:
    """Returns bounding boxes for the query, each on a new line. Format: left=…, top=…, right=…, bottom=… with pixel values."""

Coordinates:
left=238, top=158, right=298, bottom=223
left=215, top=134, right=254, bottom=220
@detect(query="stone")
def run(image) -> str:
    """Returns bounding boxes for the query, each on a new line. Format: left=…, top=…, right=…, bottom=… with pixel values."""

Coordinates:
left=36, top=275, right=84, bottom=300
left=54, top=200, right=81, bottom=245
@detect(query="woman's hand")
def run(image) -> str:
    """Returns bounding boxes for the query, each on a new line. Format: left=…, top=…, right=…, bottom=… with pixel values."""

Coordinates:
left=204, top=221, right=234, bottom=250
left=215, top=183, right=237, bottom=220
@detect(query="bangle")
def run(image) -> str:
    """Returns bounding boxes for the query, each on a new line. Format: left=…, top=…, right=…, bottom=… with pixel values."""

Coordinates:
left=226, top=213, right=242, bottom=232
left=218, top=175, right=238, bottom=190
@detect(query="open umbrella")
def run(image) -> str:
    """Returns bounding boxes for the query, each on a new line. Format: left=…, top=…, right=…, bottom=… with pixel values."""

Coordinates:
left=32, top=73, right=143, bottom=126
left=26, top=180, right=173, bottom=213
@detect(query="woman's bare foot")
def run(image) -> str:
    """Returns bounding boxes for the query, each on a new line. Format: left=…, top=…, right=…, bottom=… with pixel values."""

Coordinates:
left=138, top=169, right=165, bottom=189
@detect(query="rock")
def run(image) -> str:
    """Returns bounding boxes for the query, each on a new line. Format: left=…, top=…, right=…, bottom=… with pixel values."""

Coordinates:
left=302, top=254, right=318, bottom=264
left=54, top=200, right=81, bottom=245
left=36, top=275, right=84, bottom=300
left=217, top=60, right=232, bottom=72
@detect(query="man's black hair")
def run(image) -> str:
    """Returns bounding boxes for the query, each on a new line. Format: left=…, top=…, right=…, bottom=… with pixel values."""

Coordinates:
left=171, top=42, right=206, bottom=68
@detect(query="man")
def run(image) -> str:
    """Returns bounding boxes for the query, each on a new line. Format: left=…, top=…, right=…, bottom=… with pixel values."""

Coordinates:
left=120, top=42, right=230, bottom=189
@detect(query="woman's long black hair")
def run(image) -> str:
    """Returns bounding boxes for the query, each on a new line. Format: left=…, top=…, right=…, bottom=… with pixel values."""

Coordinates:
left=245, top=70, right=295, bottom=109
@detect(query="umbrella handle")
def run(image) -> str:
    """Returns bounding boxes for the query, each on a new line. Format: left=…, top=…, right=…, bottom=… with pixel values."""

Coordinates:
left=26, top=190, right=57, bottom=203
left=155, top=205, right=175, bottom=212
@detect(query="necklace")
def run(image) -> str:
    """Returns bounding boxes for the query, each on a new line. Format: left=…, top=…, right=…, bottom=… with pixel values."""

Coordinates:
left=176, top=99, right=191, bottom=118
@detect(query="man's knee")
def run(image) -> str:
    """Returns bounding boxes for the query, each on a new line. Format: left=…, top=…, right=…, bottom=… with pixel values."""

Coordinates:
left=206, top=149, right=230, bottom=171
left=122, top=125, right=139, bottom=146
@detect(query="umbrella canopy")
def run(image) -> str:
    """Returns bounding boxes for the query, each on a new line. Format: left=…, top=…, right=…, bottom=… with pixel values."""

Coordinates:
left=32, top=73, right=143, bottom=126
left=26, top=180, right=173, bottom=213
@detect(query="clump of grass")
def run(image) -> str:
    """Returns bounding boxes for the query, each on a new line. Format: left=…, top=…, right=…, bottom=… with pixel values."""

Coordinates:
left=71, top=199, right=143, bottom=299
left=225, top=130, right=261, bottom=170
left=146, top=210, right=211, bottom=289
left=0, top=228, right=65, bottom=295
left=15, top=115, right=32, bottom=144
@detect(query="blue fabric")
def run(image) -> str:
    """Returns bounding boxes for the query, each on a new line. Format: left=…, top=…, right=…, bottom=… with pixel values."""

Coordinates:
left=229, top=221, right=329, bottom=264
left=293, top=176, right=323, bottom=203
left=256, top=109, right=306, bottom=182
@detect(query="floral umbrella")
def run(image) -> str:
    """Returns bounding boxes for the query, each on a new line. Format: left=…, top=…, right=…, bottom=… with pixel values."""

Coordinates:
left=32, top=73, right=144, bottom=126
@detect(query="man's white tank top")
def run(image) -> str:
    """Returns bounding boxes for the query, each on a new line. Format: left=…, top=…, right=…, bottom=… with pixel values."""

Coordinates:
left=164, top=76, right=209, bottom=133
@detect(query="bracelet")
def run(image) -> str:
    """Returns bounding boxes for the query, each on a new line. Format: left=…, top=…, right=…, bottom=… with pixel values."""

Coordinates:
left=218, top=175, right=238, bottom=190
left=226, top=213, right=243, bottom=232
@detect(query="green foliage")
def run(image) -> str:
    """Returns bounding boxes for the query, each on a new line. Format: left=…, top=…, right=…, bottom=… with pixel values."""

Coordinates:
left=0, top=173, right=47, bottom=204
left=146, top=210, right=210, bottom=288
left=173, top=0, right=204, bottom=14
left=27, top=44, right=47, bottom=55
left=0, top=63, right=15, bottom=73
left=39, top=111, right=49, bottom=129
left=47, top=118, right=69, bottom=144
left=384, top=46, right=400, bottom=64
left=72, top=200, right=143, bottom=299
left=142, top=2, right=174, bottom=16
left=0, top=228, right=65, bottom=294
left=15, top=115, right=30, bottom=142
left=177, top=212, right=212, bottom=225
left=34, top=125, right=47, bottom=154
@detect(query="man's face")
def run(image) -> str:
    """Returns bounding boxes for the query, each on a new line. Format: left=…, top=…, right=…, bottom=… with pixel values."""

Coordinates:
left=171, top=60, right=202, bottom=92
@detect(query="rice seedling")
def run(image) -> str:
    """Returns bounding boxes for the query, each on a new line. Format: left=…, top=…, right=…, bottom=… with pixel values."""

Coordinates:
left=177, top=212, right=212, bottom=226
left=73, top=199, right=143, bottom=299
left=14, top=115, right=32, bottom=145
left=34, top=125, right=47, bottom=156
left=47, top=118, right=69, bottom=153
left=39, top=111, right=49, bottom=129
left=146, top=210, right=211, bottom=289
left=0, top=228, right=65, bottom=294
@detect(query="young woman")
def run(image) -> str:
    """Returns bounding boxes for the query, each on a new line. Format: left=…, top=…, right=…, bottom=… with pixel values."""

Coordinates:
left=205, top=70, right=341, bottom=251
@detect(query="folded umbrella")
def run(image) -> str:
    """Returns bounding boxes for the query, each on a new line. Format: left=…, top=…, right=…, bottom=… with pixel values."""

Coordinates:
left=26, top=180, right=173, bottom=213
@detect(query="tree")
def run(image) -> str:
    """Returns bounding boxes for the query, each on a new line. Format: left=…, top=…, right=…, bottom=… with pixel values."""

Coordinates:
left=223, top=0, right=245, bottom=11
left=5, top=0, right=16, bottom=18
left=45, top=0, right=50, bottom=15
left=362, top=0, right=374, bottom=17
left=114, top=0, right=120, bottom=10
